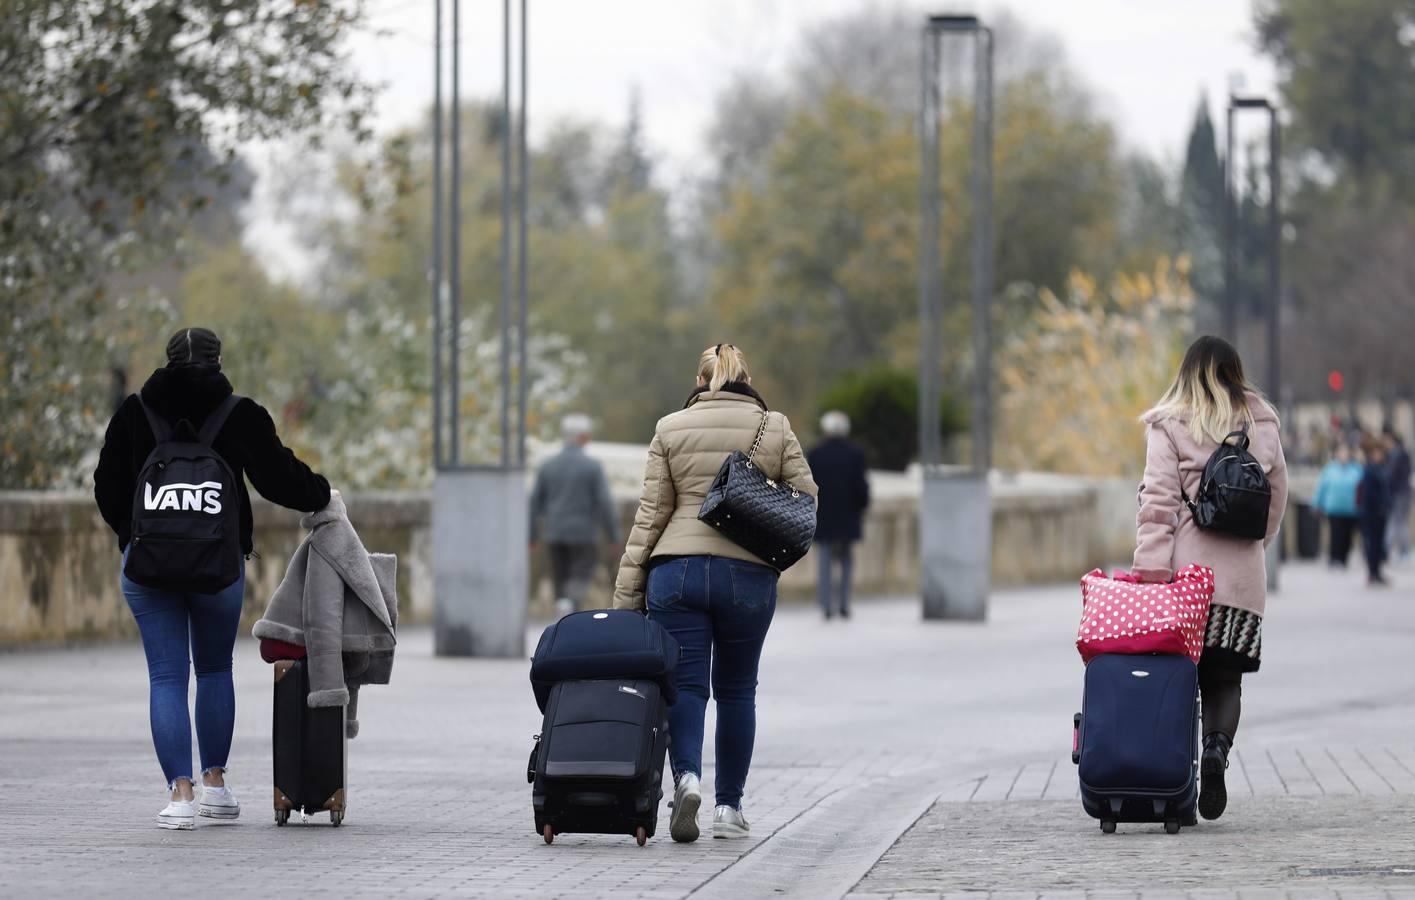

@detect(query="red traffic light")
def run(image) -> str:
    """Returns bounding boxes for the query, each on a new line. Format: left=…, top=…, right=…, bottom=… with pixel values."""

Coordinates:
left=1328, top=370, right=1344, bottom=392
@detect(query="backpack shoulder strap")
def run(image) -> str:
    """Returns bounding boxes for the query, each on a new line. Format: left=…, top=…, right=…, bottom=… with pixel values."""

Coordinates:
left=197, top=394, right=242, bottom=446
left=1224, top=423, right=1251, bottom=451
left=137, top=396, right=173, bottom=443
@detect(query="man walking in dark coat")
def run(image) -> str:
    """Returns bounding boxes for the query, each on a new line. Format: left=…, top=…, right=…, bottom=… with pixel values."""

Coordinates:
left=530, top=414, right=619, bottom=617
left=807, top=411, right=870, bottom=619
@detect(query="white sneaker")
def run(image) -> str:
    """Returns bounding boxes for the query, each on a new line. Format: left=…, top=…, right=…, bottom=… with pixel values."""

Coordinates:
left=669, top=772, right=702, bottom=843
left=199, top=784, right=241, bottom=820
left=157, top=797, right=196, bottom=830
left=713, top=805, right=750, bottom=839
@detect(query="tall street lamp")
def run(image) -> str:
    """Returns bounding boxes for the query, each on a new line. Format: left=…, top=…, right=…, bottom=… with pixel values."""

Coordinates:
left=918, top=12, right=994, bottom=621
left=430, top=0, right=533, bottom=657
left=1224, top=95, right=1281, bottom=389
left=1226, top=94, right=1282, bottom=588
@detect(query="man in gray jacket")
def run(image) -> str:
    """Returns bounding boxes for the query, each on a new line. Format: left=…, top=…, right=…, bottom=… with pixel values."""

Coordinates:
left=530, top=413, right=619, bottom=616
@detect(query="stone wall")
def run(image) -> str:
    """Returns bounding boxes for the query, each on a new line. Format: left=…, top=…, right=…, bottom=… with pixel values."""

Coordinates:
left=0, top=465, right=1330, bottom=645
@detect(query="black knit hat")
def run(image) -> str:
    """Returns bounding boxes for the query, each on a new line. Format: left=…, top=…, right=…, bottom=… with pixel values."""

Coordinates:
left=165, top=327, right=222, bottom=367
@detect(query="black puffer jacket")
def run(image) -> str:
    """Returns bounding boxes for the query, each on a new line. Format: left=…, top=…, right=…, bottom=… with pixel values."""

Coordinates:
left=94, top=365, right=331, bottom=554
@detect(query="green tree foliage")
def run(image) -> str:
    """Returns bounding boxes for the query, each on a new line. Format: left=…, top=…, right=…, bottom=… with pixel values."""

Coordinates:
left=1178, top=97, right=1224, bottom=329
left=1, top=0, right=371, bottom=488
left=1256, top=0, right=1415, bottom=189
left=815, top=369, right=965, bottom=472
left=297, top=100, right=688, bottom=466
left=1254, top=0, right=1415, bottom=405
left=707, top=72, right=1123, bottom=431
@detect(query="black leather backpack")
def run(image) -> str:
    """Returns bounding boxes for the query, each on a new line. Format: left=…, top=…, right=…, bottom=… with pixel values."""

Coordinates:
left=1182, top=424, right=1271, bottom=540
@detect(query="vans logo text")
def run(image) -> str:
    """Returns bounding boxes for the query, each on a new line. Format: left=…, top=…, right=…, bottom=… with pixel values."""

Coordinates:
left=144, top=482, right=223, bottom=513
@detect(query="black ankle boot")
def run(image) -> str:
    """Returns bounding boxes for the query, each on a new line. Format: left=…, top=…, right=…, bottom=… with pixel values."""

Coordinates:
left=1198, top=732, right=1232, bottom=821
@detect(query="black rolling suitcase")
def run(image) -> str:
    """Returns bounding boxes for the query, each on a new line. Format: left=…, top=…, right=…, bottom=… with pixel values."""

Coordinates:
left=272, top=659, right=347, bottom=826
left=1073, top=653, right=1200, bottom=834
left=529, top=677, right=669, bottom=846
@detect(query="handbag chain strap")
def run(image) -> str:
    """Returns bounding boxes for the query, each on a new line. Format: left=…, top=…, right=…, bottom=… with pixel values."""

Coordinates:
left=745, top=411, right=801, bottom=499
left=745, top=411, right=769, bottom=468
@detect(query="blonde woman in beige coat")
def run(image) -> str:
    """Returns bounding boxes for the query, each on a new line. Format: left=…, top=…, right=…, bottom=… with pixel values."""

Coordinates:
left=1132, top=335, right=1288, bottom=822
left=614, top=344, right=818, bottom=844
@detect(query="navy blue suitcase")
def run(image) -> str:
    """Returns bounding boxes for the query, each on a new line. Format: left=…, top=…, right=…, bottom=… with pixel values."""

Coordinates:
left=1073, top=653, right=1199, bottom=834
left=530, top=610, right=679, bottom=711
left=528, top=677, right=669, bottom=846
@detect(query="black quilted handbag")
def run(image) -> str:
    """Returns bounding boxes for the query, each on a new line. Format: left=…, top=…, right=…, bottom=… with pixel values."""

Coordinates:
left=698, top=411, right=817, bottom=571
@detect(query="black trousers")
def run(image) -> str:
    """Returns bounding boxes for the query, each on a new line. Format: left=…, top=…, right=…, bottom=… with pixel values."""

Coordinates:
left=1361, top=521, right=1387, bottom=580
left=548, top=543, right=600, bottom=610
left=1327, top=515, right=1357, bottom=566
left=1199, top=662, right=1243, bottom=741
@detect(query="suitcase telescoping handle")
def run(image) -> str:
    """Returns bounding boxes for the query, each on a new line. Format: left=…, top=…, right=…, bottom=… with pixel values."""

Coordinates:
left=1072, top=713, right=1082, bottom=765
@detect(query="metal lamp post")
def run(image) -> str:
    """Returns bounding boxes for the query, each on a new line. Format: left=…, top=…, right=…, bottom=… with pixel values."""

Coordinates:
left=429, top=0, right=532, bottom=657
left=1225, top=95, right=1282, bottom=588
left=918, top=13, right=994, bottom=621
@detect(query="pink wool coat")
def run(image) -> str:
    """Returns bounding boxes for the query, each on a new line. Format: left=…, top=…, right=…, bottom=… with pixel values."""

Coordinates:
left=1131, top=393, right=1289, bottom=617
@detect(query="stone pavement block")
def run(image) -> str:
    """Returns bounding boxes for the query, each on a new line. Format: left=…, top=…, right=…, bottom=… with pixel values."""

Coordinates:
left=1268, top=747, right=1324, bottom=796
left=852, top=796, right=1415, bottom=895
left=972, top=767, right=1025, bottom=802
left=1235, top=747, right=1282, bottom=797
left=1381, top=747, right=1415, bottom=791
left=1359, top=748, right=1415, bottom=794
left=1327, top=747, right=1394, bottom=795
left=1041, top=761, right=1077, bottom=801
left=1009, top=761, right=1056, bottom=802
left=1300, top=747, right=1361, bottom=795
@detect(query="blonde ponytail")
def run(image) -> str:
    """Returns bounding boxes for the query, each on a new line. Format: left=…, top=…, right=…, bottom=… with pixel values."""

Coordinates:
left=698, top=344, right=750, bottom=392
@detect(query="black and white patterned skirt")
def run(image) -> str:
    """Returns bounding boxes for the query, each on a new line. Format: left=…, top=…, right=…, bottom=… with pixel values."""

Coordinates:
left=1201, top=603, right=1263, bottom=673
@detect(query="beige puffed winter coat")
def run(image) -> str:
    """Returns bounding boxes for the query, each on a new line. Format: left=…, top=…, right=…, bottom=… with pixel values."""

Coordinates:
left=613, top=387, right=818, bottom=610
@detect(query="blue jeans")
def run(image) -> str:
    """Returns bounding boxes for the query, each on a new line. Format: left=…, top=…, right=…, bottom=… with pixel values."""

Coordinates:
left=647, top=556, right=777, bottom=809
left=816, top=540, right=854, bottom=617
left=120, top=555, right=246, bottom=788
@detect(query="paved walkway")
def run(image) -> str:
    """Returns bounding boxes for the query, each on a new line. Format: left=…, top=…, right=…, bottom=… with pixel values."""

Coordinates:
left=1, top=563, right=1413, bottom=899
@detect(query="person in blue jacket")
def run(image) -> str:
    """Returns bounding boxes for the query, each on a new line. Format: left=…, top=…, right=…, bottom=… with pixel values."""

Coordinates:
left=1359, top=437, right=1392, bottom=587
left=1311, top=444, right=1363, bottom=568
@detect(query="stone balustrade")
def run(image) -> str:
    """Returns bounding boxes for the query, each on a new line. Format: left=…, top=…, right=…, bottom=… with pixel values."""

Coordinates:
left=0, top=462, right=1327, bottom=645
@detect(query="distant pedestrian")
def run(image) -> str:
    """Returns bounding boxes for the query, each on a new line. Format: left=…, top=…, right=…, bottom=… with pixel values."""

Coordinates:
left=1384, top=430, right=1411, bottom=563
left=614, top=343, right=817, bottom=843
left=1311, top=444, right=1362, bottom=568
left=1359, top=437, right=1392, bottom=587
left=94, top=327, right=332, bottom=830
left=529, top=413, right=619, bottom=619
left=1131, top=336, right=1288, bottom=823
left=807, top=410, right=870, bottom=620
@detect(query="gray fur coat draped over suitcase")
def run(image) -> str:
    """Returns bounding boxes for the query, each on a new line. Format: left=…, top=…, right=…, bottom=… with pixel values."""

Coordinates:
left=253, top=493, right=398, bottom=737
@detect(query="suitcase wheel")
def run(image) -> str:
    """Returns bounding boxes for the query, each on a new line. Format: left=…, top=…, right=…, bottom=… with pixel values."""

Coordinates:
left=275, top=809, right=290, bottom=826
left=331, top=810, right=344, bottom=827
left=1100, top=819, right=1116, bottom=834
left=635, top=826, right=647, bottom=847
left=543, top=824, right=555, bottom=845
left=1164, top=819, right=1181, bottom=835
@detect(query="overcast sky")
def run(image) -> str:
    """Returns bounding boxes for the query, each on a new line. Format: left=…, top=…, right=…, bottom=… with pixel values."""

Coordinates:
left=249, top=0, right=1276, bottom=276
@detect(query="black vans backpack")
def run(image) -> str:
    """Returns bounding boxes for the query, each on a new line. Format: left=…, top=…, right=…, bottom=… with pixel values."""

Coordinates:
left=124, top=395, right=244, bottom=593
left=1182, top=424, right=1271, bottom=541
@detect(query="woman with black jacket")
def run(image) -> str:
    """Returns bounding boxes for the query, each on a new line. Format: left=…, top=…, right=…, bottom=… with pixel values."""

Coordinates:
left=94, top=327, right=331, bottom=830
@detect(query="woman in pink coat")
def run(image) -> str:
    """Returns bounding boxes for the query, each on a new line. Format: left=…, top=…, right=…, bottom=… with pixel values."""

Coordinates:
left=1132, top=336, right=1288, bottom=822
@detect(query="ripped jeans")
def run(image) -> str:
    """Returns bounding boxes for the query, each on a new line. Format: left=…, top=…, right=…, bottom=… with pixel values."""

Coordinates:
left=121, top=554, right=246, bottom=788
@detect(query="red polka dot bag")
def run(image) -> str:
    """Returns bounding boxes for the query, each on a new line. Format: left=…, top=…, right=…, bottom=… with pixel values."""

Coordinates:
left=1076, top=564, right=1215, bottom=664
